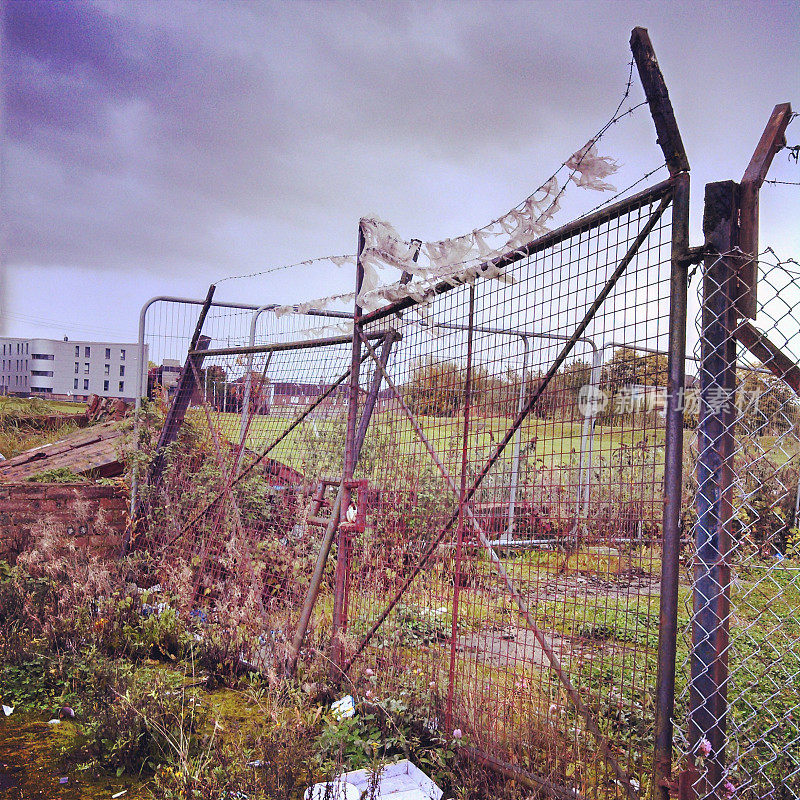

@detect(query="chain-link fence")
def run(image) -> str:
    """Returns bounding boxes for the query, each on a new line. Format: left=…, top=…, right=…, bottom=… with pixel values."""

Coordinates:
left=676, top=249, right=800, bottom=799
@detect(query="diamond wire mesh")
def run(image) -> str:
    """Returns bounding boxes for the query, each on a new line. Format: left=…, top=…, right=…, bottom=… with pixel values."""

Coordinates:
left=343, top=185, right=675, bottom=798
left=675, top=251, right=800, bottom=799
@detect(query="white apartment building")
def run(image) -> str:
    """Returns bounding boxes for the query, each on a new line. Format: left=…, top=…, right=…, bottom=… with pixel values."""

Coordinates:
left=0, top=337, right=148, bottom=402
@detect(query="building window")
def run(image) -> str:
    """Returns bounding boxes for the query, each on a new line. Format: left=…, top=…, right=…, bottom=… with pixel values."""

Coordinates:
left=85, top=346, right=91, bottom=357
left=74, top=362, right=79, bottom=374
left=120, top=349, right=126, bottom=361
left=32, top=353, right=55, bottom=360
left=75, top=345, right=80, bottom=357
left=31, top=370, right=54, bottom=377
left=84, top=363, right=90, bottom=374
left=73, top=378, right=78, bottom=390
left=103, top=380, right=109, bottom=392
left=104, top=364, right=110, bottom=375
left=105, top=347, right=111, bottom=359
left=118, top=381, right=124, bottom=392
left=84, top=379, right=89, bottom=391
left=119, top=365, right=125, bottom=377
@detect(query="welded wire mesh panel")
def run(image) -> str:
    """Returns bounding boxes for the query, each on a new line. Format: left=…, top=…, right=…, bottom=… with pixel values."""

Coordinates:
left=343, top=184, right=676, bottom=798
left=135, top=300, right=360, bottom=672
left=676, top=251, right=800, bottom=799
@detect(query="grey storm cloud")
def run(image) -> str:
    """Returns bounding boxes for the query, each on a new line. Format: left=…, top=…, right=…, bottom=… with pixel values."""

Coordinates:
left=1, top=0, right=798, bottom=343
left=2, top=0, right=626, bottom=274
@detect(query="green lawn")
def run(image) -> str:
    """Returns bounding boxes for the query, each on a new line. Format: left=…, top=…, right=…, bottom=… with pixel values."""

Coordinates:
left=196, top=407, right=667, bottom=479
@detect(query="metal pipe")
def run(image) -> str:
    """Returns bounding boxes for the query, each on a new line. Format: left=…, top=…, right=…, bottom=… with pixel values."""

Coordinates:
left=653, top=170, right=690, bottom=798
left=446, top=285, right=475, bottom=726
left=190, top=330, right=390, bottom=358
left=506, top=335, right=528, bottom=539
left=576, top=347, right=603, bottom=522
left=238, top=306, right=272, bottom=452
left=331, top=224, right=366, bottom=674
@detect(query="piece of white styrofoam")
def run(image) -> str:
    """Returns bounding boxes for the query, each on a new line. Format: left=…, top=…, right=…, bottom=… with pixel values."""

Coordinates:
left=304, top=779, right=361, bottom=800
left=307, top=759, right=443, bottom=800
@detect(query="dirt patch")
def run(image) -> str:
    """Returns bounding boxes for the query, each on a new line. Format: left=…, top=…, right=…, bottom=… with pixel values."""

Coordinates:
left=537, top=567, right=659, bottom=602
left=456, top=626, right=595, bottom=669
left=456, top=568, right=658, bottom=669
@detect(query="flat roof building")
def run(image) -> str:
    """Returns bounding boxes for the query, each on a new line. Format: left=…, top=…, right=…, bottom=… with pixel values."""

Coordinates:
left=0, top=337, right=148, bottom=402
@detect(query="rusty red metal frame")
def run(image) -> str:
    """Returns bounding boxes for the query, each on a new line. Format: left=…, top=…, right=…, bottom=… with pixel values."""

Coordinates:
left=733, top=320, right=800, bottom=394
left=737, top=103, right=793, bottom=319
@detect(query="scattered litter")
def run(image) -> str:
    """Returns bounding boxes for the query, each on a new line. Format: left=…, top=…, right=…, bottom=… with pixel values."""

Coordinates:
left=47, top=718, right=61, bottom=725
left=111, top=792, right=128, bottom=798
left=246, top=759, right=267, bottom=768
left=59, top=705, right=75, bottom=719
left=331, top=694, right=355, bottom=721
left=2, top=704, right=13, bottom=716
left=306, top=760, right=442, bottom=800
left=140, top=602, right=167, bottom=618
left=189, top=608, right=208, bottom=624
left=59, top=776, right=69, bottom=784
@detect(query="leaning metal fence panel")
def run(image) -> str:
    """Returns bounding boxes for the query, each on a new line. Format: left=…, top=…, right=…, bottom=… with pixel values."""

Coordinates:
left=134, top=299, right=362, bottom=672
left=675, top=251, right=800, bottom=799
left=341, top=181, right=679, bottom=798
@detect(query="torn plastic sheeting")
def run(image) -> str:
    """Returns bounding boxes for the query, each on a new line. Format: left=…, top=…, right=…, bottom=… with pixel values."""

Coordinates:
left=566, top=139, right=620, bottom=192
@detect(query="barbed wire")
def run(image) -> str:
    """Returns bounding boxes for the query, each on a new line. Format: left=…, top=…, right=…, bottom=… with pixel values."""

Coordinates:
left=212, top=58, right=651, bottom=291
left=214, top=253, right=356, bottom=286
left=575, top=162, right=668, bottom=222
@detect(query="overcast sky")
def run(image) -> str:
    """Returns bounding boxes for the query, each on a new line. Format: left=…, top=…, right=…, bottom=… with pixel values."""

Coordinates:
left=1, top=0, right=798, bottom=343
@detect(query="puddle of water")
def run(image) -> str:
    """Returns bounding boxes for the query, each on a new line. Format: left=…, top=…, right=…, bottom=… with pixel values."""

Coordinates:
left=0, top=712, right=149, bottom=800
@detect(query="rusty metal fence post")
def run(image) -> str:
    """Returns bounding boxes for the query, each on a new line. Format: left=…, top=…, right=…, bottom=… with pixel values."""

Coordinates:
left=331, top=224, right=366, bottom=675
left=691, top=181, right=740, bottom=794
left=653, top=170, right=691, bottom=798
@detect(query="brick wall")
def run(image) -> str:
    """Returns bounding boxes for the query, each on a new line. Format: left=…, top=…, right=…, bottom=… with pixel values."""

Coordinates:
left=0, top=483, right=129, bottom=562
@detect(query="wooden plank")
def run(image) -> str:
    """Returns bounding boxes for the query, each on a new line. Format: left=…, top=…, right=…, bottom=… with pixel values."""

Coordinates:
left=0, top=422, right=120, bottom=466
left=737, top=103, right=793, bottom=319
left=630, top=27, right=690, bottom=176
left=733, top=321, right=800, bottom=395
left=0, top=422, right=123, bottom=480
